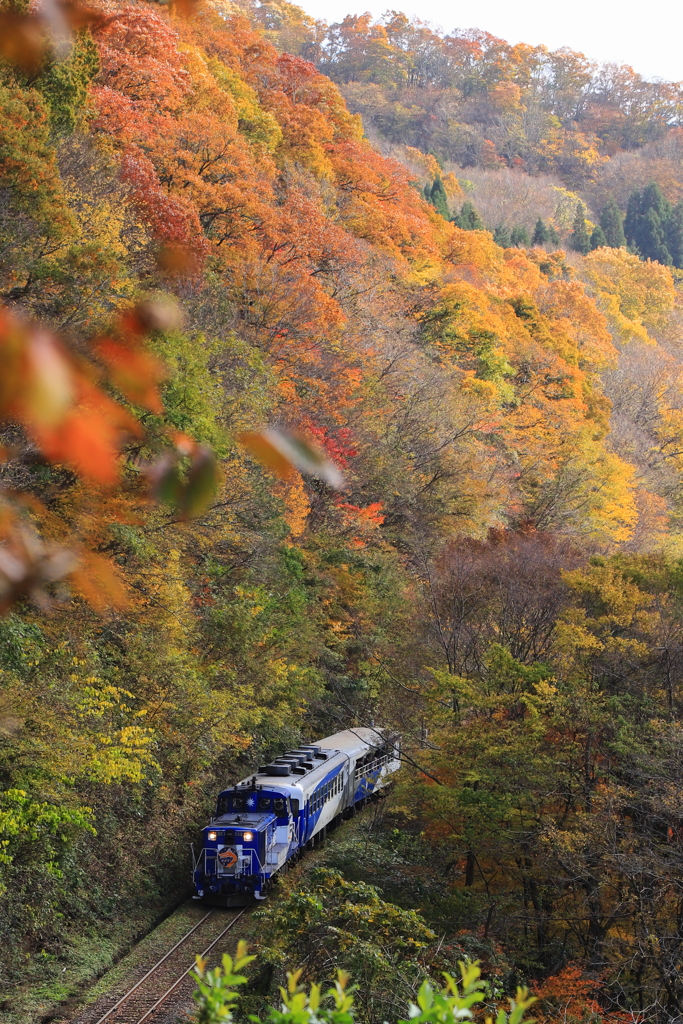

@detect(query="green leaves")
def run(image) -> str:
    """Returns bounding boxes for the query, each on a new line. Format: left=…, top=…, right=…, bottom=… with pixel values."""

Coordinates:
left=191, top=943, right=256, bottom=1024
left=147, top=434, right=219, bottom=520
left=191, top=948, right=536, bottom=1024
left=402, top=964, right=486, bottom=1024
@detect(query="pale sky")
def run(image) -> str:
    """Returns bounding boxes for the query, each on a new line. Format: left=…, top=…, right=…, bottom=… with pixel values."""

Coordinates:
left=299, top=0, right=683, bottom=83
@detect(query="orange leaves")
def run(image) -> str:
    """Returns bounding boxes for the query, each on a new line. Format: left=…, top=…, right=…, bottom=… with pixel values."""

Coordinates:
left=94, top=298, right=180, bottom=414
left=0, top=301, right=182, bottom=485
left=69, top=550, right=127, bottom=611
left=35, top=377, right=139, bottom=485
left=0, top=293, right=222, bottom=614
left=0, top=521, right=77, bottom=614
left=0, top=11, right=46, bottom=73
left=239, top=429, right=345, bottom=489
left=95, top=340, right=165, bottom=414
left=0, top=0, right=105, bottom=73
left=0, top=307, right=136, bottom=484
left=532, top=964, right=633, bottom=1024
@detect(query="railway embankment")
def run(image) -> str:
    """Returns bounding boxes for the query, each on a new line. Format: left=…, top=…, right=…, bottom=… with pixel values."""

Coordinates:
left=35, top=805, right=374, bottom=1024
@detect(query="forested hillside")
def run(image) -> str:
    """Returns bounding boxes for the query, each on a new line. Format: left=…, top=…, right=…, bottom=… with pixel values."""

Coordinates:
left=261, top=2, right=683, bottom=182
left=2, top=1, right=683, bottom=1022
left=256, top=2, right=683, bottom=258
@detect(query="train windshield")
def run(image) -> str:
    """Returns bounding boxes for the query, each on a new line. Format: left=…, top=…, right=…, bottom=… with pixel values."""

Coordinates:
left=215, top=791, right=297, bottom=815
left=215, top=792, right=257, bottom=814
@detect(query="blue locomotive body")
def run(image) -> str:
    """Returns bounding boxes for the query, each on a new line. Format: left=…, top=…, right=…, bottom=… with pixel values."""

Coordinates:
left=192, top=727, right=400, bottom=904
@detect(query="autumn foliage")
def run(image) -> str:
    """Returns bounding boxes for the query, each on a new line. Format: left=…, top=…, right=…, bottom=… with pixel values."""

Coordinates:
left=2, top=1, right=683, bottom=1021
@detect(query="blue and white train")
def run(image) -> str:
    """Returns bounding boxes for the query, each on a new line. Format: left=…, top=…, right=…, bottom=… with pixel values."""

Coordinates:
left=192, top=727, right=401, bottom=904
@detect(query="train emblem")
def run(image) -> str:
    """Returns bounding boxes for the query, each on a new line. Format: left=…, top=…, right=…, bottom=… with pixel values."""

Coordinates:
left=217, top=847, right=238, bottom=869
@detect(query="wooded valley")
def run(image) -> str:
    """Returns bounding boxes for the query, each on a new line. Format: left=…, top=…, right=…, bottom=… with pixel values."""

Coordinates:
left=2, top=1, right=683, bottom=1021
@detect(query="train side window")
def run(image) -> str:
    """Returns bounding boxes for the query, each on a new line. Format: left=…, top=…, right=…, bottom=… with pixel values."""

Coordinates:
left=259, top=797, right=271, bottom=811
left=290, top=799, right=299, bottom=815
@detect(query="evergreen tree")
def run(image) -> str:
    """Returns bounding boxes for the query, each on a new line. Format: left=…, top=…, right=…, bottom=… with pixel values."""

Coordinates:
left=532, top=217, right=549, bottom=246
left=547, top=223, right=560, bottom=245
left=569, top=203, right=591, bottom=254
left=665, top=201, right=683, bottom=269
left=624, top=189, right=641, bottom=249
left=640, top=208, right=672, bottom=264
left=428, top=176, right=450, bottom=220
left=493, top=225, right=511, bottom=247
left=624, top=182, right=673, bottom=264
left=590, top=224, right=607, bottom=250
left=599, top=198, right=626, bottom=248
left=510, top=224, right=530, bottom=247
left=453, top=200, right=484, bottom=230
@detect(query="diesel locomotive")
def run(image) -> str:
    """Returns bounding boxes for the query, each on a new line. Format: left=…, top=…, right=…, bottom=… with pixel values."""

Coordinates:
left=192, top=727, right=401, bottom=904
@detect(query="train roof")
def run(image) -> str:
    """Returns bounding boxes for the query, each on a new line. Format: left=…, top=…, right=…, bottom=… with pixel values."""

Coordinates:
left=228, top=728, right=397, bottom=795
left=234, top=749, right=347, bottom=794
left=317, top=727, right=392, bottom=758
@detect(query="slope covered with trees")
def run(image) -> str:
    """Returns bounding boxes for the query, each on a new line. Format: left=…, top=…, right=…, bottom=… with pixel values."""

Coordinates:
left=1, top=1, right=683, bottom=1022
left=255, top=3, right=683, bottom=184
left=254, top=2, right=683, bottom=261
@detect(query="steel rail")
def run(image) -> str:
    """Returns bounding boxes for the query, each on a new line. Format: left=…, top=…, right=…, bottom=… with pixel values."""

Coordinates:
left=92, top=910, right=214, bottom=1024
left=135, top=907, right=247, bottom=1024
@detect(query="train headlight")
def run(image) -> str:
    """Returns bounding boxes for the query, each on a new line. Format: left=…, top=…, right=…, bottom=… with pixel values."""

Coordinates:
left=207, top=831, right=217, bottom=841
left=242, top=831, right=254, bottom=841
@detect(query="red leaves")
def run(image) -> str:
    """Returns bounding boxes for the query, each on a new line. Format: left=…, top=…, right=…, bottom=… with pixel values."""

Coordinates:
left=117, top=146, right=207, bottom=273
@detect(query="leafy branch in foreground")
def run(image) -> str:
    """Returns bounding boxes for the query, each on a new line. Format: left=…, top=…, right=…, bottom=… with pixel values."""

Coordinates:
left=191, top=944, right=536, bottom=1024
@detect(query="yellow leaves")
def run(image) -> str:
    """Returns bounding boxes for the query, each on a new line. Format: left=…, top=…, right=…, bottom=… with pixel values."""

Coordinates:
left=536, top=279, right=617, bottom=373
left=562, top=561, right=652, bottom=632
left=582, top=248, right=676, bottom=344
left=445, top=225, right=503, bottom=273
left=276, top=473, right=311, bottom=538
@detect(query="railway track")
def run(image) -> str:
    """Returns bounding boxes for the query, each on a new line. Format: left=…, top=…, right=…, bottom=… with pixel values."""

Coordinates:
left=73, top=907, right=246, bottom=1024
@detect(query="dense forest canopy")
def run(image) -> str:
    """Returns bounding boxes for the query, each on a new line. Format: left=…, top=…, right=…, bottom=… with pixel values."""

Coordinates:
left=1, top=1, right=683, bottom=1022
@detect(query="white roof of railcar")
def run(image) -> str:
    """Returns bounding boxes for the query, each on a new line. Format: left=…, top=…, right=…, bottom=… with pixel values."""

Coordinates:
left=229, top=727, right=392, bottom=797
left=237, top=750, right=347, bottom=794
left=317, top=727, right=389, bottom=758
